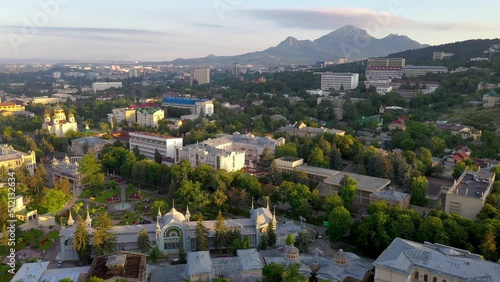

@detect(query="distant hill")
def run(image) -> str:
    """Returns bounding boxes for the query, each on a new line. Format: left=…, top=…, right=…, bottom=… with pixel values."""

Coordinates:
left=387, top=39, right=500, bottom=64
left=172, top=25, right=428, bottom=66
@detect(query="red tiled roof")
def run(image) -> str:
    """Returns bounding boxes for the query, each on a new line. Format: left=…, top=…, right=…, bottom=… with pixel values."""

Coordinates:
left=452, top=155, right=464, bottom=162
left=130, top=131, right=179, bottom=139
left=458, top=152, right=469, bottom=159
left=0, top=102, right=18, bottom=107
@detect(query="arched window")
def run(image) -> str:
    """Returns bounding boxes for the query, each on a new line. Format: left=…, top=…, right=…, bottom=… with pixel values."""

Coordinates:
left=424, top=274, right=428, bottom=282
left=414, top=272, right=419, bottom=279
left=433, top=278, right=437, bottom=282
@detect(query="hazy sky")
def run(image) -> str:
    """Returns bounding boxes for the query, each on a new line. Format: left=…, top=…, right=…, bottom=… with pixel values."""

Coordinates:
left=1, top=0, right=499, bottom=61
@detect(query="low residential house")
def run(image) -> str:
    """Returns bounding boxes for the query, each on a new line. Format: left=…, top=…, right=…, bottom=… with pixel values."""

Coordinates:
left=444, top=152, right=470, bottom=169
left=453, top=145, right=472, bottom=156
left=436, top=123, right=482, bottom=140
left=483, top=90, right=500, bottom=107
left=388, top=116, right=407, bottom=131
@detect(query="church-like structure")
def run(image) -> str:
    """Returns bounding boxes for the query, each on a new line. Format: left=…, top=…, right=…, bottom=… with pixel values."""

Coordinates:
left=42, top=105, right=78, bottom=137
left=59, top=202, right=305, bottom=261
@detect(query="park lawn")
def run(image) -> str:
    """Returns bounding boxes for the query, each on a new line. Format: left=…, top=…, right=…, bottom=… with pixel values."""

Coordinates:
left=80, top=186, right=102, bottom=198
left=94, top=188, right=121, bottom=203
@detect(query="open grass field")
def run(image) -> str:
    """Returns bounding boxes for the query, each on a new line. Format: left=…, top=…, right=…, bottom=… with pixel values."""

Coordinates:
left=443, top=106, right=500, bottom=130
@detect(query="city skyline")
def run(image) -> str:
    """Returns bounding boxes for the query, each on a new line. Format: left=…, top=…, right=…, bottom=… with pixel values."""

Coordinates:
left=1, top=0, right=499, bottom=62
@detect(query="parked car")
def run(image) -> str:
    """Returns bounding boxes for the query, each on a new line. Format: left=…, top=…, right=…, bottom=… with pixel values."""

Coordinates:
left=57, top=261, right=63, bottom=267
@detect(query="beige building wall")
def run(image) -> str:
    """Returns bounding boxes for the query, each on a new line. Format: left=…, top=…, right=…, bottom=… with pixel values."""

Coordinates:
left=374, top=267, right=411, bottom=282
left=445, top=192, right=485, bottom=220
left=376, top=266, right=457, bottom=282
left=136, top=109, right=164, bottom=128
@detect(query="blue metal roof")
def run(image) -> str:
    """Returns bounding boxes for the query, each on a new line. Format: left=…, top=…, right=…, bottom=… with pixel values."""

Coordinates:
left=162, top=98, right=207, bottom=105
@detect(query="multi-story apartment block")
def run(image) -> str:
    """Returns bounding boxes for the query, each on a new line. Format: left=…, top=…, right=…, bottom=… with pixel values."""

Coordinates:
left=190, top=68, right=210, bottom=86
left=365, top=66, right=404, bottom=80
left=0, top=102, right=26, bottom=112
left=432, top=51, right=454, bottom=60
left=444, top=170, right=496, bottom=220
left=374, top=238, right=500, bottom=282
left=92, top=82, right=123, bottom=92
left=136, top=108, right=164, bottom=128
left=108, top=107, right=137, bottom=126
left=319, top=72, right=359, bottom=91
left=367, top=58, right=406, bottom=67
left=0, top=145, right=36, bottom=174
left=162, top=98, right=214, bottom=116
left=51, top=156, right=83, bottom=195
left=129, top=132, right=183, bottom=162
left=364, top=79, right=394, bottom=95
left=0, top=102, right=25, bottom=116
left=178, top=144, right=245, bottom=172
left=179, top=133, right=284, bottom=168
left=403, top=65, right=448, bottom=77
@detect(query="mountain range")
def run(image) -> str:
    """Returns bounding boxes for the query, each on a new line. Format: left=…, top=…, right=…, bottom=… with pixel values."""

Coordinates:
left=171, top=25, right=428, bottom=66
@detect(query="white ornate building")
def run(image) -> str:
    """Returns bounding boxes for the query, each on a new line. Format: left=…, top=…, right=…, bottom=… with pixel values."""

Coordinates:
left=42, top=106, right=78, bottom=137
left=59, top=202, right=303, bottom=261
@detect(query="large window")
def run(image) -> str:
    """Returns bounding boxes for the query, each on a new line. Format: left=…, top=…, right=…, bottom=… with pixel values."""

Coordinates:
left=163, top=226, right=183, bottom=250
left=424, top=274, right=428, bottom=282
left=414, top=272, right=419, bottom=279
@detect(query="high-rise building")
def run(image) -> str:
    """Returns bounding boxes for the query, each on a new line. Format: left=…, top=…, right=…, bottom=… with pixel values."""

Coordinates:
left=231, top=64, right=247, bottom=76
left=367, top=58, right=406, bottom=67
left=318, top=72, right=359, bottom=91
left=129, top=68, right=141, bottom=78
left=190, top=68, right=210, bottom=86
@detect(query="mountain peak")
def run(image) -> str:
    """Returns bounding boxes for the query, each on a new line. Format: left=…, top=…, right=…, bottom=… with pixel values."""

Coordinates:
left=277, top=36, right=300, bottom=47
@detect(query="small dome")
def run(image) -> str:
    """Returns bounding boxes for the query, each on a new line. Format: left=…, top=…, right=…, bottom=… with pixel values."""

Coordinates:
left=333, top=249, right=349, bottom=267
left=284, top=245, right=300, bottom=260
left=162, top=207, right=186, bottom=224
left=68, top=113, right=75, bottom=117
left=54, top=105, right=64, bottom=113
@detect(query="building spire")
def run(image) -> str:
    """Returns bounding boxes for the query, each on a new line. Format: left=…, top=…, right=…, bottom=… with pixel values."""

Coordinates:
left=251, top=197, right=254, bottom=210
left=157, top=206, right=162, bottom=217
left=272, top=205, right=277, bottom=226
left=266, top=198, right=270, bottom=210
left=85, top=206, right=92, bottom=226
left=185, top=205, right=191, bottom=221
left=172, top=199, right=175, bottom=210
left=67, top=210, right=74, bottom=226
